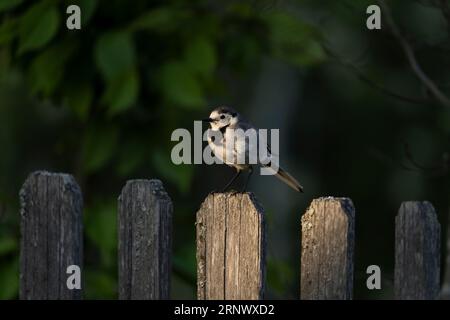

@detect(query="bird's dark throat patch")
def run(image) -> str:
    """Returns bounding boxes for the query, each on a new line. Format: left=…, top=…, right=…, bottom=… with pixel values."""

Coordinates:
left=219, top=124, right=230, bottom=135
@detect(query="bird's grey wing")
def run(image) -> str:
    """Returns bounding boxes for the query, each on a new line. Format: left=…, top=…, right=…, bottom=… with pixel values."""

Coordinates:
left=232, top=122, right=258, bottom=165
left=207, top=129, right=226, bottom=162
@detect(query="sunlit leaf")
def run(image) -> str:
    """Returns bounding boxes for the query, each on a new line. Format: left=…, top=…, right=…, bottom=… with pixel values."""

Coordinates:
left=160, top=61, right=205, bottom=109
left=18, top=3, right=60, bottom=54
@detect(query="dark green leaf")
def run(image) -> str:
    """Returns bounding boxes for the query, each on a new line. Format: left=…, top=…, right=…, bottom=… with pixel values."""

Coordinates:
left=226, top=3, right=254, bottom=18
left=85, top=200, right=117, bottom=258
left=18, top=3, right=60, bottom=54
left=84, top=269, right=117, bottom=299
left=78, top=0, right=98, bottom=25
left=184, top=37, right=216, bottom=79
left=437, top=109, right=450, bottom=134
left=0, top=237, right=17, bottom=256
left=129, top=7, right=190, bottom=33
left=160, top=61, right=205, bottom=109
left=173, top=244, right=196, bottom=281
left=27, top=40, right=78, bottom=96
left=152, top=150, right=193, bottom=194
left=102, top=69, right=139, bottom=115
left=64, top=82, right=93, bottom=121
left=0, top=0, right=23, bottom=12
left=0, top=259, right=19, bottom=299
left=83, top=125, right=118, bottom=173
left=94, top=32, right=135, bottom=82
left=267, top=259, right=294, bottom=296
left=0, top=18, right=18, bottom=45
left=264, top=11, right=325, bottom=67
left=116, top=141, right=146, bottom=176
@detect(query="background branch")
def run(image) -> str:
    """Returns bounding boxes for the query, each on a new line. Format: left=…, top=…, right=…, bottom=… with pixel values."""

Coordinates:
left=377, top=0, right=450, bottom=108
left=438, top=0, right=450, bottom=32
left=322, top=44, right=431, bottom=105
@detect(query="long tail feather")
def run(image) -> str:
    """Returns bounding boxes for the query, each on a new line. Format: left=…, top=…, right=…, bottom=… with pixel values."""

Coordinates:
left=275, top=167, right=304, bottom=192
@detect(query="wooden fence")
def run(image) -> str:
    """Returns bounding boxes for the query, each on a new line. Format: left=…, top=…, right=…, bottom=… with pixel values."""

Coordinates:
left=16, top=171, right=448, bottom=300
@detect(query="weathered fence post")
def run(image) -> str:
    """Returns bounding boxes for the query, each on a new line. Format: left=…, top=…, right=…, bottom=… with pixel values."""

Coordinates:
left=196, top=192, right=266, bottom=299
left=300, top=197, right=355, bottom=300
left=395, top=201, right=440, bottom=300
left=442, top=209, right=450, bottom=300
left=118, top=179, right=172, bottom=299
left=20, top=171, right=83, bottom=299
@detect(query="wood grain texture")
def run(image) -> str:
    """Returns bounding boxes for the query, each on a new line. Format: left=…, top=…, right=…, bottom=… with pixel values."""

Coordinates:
left=19, top=171, right=83, bottom=300
left=300, top=197, right=355, bottom=300
left=442, top=209, right=450, bottom=300
left=118, top=179, right=172, bottom=300
left=395, top=201, right=440, bottom=300
left=196, top=192, right=265, bottom=300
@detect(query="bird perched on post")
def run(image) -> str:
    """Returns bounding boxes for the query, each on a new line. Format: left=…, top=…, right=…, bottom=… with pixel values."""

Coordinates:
left=202, top=106, right=304, bottom=192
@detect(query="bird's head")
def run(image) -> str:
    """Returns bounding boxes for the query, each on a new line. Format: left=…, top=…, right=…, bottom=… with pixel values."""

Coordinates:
left=202, top=106, right=239, bottom=130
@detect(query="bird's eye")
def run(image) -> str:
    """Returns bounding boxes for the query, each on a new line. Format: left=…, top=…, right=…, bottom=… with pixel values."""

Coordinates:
left=220, top=115, right=225, bottom=119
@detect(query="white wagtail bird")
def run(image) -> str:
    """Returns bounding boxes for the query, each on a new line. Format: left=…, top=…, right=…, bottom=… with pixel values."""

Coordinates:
left=202, top=106, right=304, bottom=192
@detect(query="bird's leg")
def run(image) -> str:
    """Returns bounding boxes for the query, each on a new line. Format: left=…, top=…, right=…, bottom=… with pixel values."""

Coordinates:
left=241, top=166, right=253, bottom=192
left=221, top=170, right=241, bottom=192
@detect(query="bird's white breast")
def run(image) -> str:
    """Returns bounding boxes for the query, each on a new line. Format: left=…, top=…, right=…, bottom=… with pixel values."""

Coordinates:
left=207, top=127, right=256, bottom=170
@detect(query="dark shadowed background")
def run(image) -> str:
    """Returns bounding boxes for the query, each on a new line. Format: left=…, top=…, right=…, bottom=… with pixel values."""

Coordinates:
left=0, top=0, right=449, bottom=299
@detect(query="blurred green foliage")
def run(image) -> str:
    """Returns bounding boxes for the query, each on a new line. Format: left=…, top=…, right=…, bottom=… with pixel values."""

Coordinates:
left=0, top=0, right=449, bottom=299
left=0, top=0, right=325, bottom=299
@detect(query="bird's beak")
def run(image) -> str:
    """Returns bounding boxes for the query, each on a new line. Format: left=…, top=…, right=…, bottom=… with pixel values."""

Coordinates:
left=202, top=118, right=214, bottom=123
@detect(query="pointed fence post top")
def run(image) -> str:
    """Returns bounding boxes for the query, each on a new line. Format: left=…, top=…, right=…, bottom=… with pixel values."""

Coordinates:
left=198, top=192, right=264, bottom=215
left=119, top=179, right=171, bottom=202
left=196, top=192, right=266, bottom=300
left=397, top=201, right=438, bottom=222
left=301, top=197, right=355, bottom=223
left=118, top=178, right=173, bottom=300
left=395, top=201, right=440, bottom=300
left=300, top=196, right=355, bottom=300
left=19, top=170, right=83, bottom=300
left=20, top=170, right=82, bottom=201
